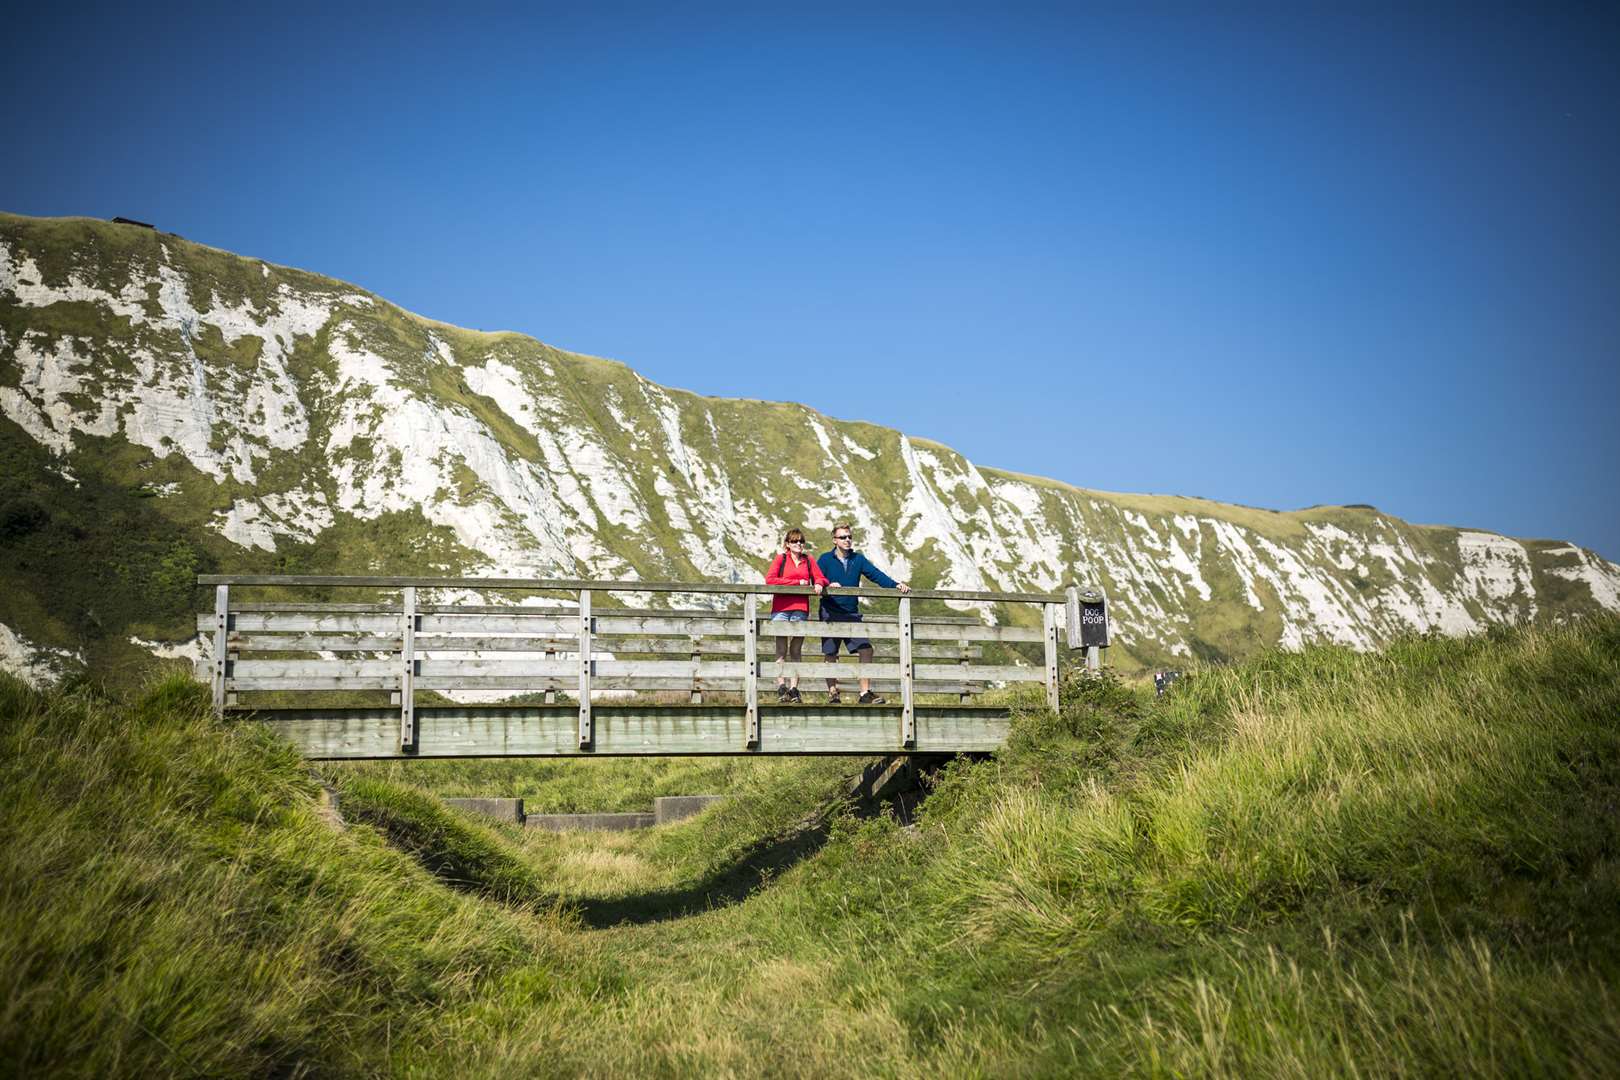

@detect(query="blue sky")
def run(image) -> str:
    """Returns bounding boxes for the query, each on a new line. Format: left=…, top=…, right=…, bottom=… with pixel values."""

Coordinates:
left=5, top=3, right=1618, bottom=558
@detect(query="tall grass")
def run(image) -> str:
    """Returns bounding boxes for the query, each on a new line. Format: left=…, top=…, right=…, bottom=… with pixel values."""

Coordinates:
left=3, top=617, right=1618, bottom=1076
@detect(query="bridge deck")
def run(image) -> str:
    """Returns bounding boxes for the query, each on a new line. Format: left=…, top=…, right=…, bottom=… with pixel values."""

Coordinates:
left=245, top=702, right=1010, bottom=759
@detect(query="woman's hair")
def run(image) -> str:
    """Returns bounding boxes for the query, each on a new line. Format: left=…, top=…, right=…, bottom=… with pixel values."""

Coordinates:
left=783, top=527, right=805, bottom=547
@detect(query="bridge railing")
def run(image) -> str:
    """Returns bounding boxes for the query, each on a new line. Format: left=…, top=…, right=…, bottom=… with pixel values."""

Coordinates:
left=197, top=575, right=1094, bottom=755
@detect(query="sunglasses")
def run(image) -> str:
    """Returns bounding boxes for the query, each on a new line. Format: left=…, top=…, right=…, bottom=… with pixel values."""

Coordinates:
left=787, top=539, right=805, bottom=545
left=833, top=534, right=852, bottom=541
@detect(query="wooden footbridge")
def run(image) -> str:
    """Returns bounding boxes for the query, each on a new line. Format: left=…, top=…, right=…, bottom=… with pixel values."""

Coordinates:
left=197, top=575, right=1108, bottom=759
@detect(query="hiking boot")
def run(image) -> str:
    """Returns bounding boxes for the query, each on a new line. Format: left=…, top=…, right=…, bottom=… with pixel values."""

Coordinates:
left=776, top=685, right=791, bottom=703
left=858, top=691, right=887, bottom=705
left=827, top=690, right=842, bottom=705
left=788, top=687, right=803, bottom=704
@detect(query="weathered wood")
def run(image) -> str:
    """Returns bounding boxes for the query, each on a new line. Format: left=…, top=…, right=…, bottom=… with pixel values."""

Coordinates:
left=743, top=593, right=759, bottom=747
left=418, top=614, right=579, bottom=635
left=1043, top=602, right=1060, bottom=712
left=899, top=595, right=915, bottom=746
left=246, top=703, right=1011, bottom=758
left=769, top=661, right=1036, bottom=682
left=231, top=660, right=399, bottom=677
left=225, top=635, right=980, bottom=660
left=757, top=621, right=1042, bottom=644
left=231, top=677, right=401, bottom=691
left=198, top=573, right=1066, bottom=605
left=239, top=675, right=986, bottom=695
left=204, top=613, right=401, bottom=634
left=212, top=586, right=229, bottom=718
left=400, top=587, right=417, bottom=750
left=230, top=634, right=404, bottom=652
left=578, top=589, right=592, bottom=748
left=1065, top=585, right=1082, bottom=651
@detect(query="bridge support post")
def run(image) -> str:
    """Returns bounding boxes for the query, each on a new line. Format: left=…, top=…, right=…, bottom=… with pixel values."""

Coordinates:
left=212, top=585, right=229, bottom=719
left=578, top=589, right=593, bottom=748
left=400, top=586, right=416, bottom=750
left=899, top=595, right=915, bottom=746
left=1043, top=602, right=1060, bottom=712
left=743, top=593, right=759, bottom=747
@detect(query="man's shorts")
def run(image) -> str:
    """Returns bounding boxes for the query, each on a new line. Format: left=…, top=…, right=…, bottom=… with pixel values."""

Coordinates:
left=819, top=612, right=872, bottom=656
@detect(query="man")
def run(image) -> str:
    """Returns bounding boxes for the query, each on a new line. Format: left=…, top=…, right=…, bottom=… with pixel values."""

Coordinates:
left=816, top=522, right=910, bottom=704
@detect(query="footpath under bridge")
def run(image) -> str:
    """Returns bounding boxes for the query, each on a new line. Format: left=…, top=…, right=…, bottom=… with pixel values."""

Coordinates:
left=197, top=575, right=1105, bottom=759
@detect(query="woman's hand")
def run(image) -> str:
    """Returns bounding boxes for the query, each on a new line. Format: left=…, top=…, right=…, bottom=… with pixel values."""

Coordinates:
left=814, top=583, right=824, bottom=594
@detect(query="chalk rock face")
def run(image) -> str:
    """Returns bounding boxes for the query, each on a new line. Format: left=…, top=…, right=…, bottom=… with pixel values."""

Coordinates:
left=2, top=212, right=1617, bottom=675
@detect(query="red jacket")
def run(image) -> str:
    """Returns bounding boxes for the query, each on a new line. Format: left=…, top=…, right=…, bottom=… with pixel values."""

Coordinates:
left=764, top=551, right=830, bottom=614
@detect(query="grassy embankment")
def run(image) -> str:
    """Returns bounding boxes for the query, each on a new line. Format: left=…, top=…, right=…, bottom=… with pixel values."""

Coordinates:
left=2, top=617, right=1618, bottom=1076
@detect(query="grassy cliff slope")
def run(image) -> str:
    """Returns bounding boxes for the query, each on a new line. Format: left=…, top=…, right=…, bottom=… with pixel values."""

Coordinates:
left=3, top=212, right=1619, bottom=681
left=3, top=617, right=1617, bottom=1076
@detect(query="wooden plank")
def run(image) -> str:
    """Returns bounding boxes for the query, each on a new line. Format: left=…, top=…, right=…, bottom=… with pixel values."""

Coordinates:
left=418, top=614, right=577, bottom=635
left=755, top=621, right=1042, bottom=643
left=199, top=573, right=1067, bottom=605
left=230, top=677, right=400, bottom=691
left=411, top=659, right=750, bottom=678
left=769, top=661, right=1035, bottom=682
left=578, top=589, right=592, bottom=748
left=231, top=634, right=404, bottom=652
left=415, top=635, right=579, bottom=652
left=1043, top=602, right=1060, bottom=712
left=596, top=615, right=743, bottom=638
left=210, top=613, right=402, bottom=634
left=1066, top=585, right=1082, bottom=651
left=400, top=587, right=416, bottom=750
left=247, top=703, right=1011, bottom=758
left=212, top=586, right=229, bottom=718
left=231, top=660, right=399, bottom=677
left=899, top=595, right=915, bottom=746
left=743, top=593, right=759, bottom=747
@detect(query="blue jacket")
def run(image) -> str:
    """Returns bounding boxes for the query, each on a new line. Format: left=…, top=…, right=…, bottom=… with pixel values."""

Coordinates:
left=816, top=550, right=899, bottom=618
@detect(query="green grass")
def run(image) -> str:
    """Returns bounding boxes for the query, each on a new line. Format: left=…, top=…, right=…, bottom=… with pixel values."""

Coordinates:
left=4, top=616, right=1618, bottom=1075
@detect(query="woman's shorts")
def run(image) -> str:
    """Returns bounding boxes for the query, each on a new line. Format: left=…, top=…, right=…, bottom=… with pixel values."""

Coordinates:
left=770, top=610, right=808, bottom=622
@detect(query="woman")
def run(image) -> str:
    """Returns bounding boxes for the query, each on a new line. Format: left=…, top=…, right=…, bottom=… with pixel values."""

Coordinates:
left=764, top=527, right=832, bottom=703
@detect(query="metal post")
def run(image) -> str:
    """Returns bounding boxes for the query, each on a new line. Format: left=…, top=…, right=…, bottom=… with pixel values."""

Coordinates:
left=577, top=589, right=593, bottom=748
left=743, top=593, right=759, bottom=747
left=211, top=585, right=229, bottom=718
left=899, top=595, right=915, bottom=746
left=400, top=586, right=416, bottom=749
left=1043, top=602, right=1060, bottom=711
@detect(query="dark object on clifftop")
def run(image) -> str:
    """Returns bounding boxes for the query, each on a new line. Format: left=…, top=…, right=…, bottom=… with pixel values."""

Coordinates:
left=111, top=216, right=155, bottom=229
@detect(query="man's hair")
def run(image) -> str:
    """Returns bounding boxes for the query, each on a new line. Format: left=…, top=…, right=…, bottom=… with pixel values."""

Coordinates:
left=831, top=521, right=852, bottom=537
left=783, top=527, right=805, bottom=545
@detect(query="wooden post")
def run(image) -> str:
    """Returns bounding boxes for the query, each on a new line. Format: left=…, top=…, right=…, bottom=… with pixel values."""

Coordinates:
left=211, top=585, right=229, bottom=718
left=690, top=635, right=703, bottom=704
left=1065, top=584, right=1082, bottom=650
left=899, top=595, right=915, bottom=746
left=958, top=632, right=971, bottom=705
left=400, top=586, right=416, bottom=749
left=743, top=593, right=759, bottom=747
left=1087, top=644, right=1101, bottom=673
left=578, top=589, right=593, bottom=748
left=1043, top=602, right=1060, bottom=712
left=544, top=644, right=557, bottom=703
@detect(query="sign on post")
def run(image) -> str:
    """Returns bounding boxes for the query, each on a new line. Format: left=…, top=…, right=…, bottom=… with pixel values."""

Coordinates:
left=1065, top=584, right=1110, bottom=672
